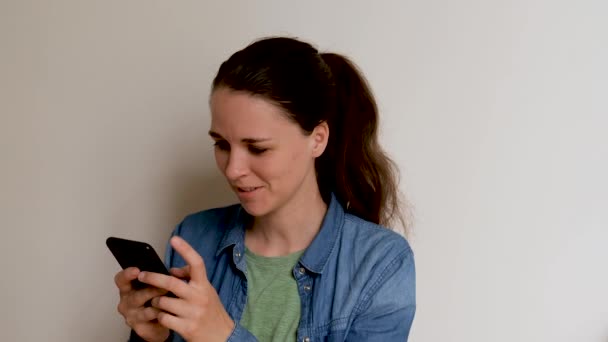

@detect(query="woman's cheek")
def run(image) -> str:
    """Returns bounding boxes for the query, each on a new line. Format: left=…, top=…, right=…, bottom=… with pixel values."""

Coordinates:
left=214, top=151, right=228, bottom=174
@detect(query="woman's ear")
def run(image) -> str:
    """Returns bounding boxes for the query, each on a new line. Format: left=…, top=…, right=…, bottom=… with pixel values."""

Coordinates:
left=311, top=121, right=329, bottom=158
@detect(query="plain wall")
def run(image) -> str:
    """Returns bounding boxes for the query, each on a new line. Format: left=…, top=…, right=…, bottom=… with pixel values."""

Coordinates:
left=1, top=0, right=606, bottom=341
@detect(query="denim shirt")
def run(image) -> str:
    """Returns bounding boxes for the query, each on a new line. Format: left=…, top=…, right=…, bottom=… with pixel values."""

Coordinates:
left=146, top=194, right=415, bottom=342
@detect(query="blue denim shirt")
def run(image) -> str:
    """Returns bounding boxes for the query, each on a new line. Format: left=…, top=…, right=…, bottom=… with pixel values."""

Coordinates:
left=143, top=194, right=415, bottom=341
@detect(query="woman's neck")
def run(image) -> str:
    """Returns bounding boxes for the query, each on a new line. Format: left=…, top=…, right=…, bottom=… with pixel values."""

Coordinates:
left=245, top=184, right=328, bottom=257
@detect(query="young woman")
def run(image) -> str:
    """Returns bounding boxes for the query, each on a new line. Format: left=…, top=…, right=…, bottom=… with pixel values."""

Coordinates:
left=114, top=37, right=416, bottom=342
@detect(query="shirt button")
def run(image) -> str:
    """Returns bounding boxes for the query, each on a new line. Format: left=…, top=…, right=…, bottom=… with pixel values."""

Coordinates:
left=235, top=252, right=241, bottom=258
left=298, top=267, right=306, bottom=275
left=303, top=285, right=311, bottom=291
left=303, top=338, right=310, bottom=342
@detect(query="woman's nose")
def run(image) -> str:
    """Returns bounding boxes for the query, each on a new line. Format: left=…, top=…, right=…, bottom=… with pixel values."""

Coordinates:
left=223, top=150, right=248, bottom=181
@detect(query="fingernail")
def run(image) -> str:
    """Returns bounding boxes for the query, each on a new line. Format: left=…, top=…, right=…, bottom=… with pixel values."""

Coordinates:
left=138, top=272, right=146, bottom=280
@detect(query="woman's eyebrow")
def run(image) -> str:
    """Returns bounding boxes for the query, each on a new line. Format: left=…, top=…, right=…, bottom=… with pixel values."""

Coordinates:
left=241, top=138, right=272, bottom=143
left=208, top=131, right=223, bottom=139
left=208, top=131, right=271, bottom=143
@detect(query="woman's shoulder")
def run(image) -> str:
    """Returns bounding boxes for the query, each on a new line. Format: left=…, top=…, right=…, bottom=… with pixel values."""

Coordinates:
left=341, top=213, right=412, bottom=258
left=336, top=213, right=414, bottom=284
left=326, top=213, right=415, bottom=316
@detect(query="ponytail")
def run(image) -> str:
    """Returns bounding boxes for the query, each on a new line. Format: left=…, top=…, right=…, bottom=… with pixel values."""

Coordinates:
left=318, top=53, right=406, bottom=231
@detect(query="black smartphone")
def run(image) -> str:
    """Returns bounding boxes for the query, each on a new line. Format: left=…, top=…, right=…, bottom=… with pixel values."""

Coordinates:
left=106, top=236, right=173, bottom=292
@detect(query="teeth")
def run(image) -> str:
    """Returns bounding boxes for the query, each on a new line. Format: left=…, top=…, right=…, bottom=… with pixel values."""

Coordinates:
left=240, top=187, right=258, bottom=192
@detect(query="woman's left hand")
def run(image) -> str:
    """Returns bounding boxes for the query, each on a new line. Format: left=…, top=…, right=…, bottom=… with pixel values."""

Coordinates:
left=138, top=236, right=235, bottom=342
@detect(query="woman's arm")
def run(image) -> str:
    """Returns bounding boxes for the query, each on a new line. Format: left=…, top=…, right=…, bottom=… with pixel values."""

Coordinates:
left=345, top=247, right=416, bottom=341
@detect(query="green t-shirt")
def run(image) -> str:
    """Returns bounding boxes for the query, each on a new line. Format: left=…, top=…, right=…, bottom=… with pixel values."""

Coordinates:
left=240, top=248, right=304, bottom=342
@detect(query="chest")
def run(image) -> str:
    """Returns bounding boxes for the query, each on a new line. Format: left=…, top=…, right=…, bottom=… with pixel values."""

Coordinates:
left=210, top=257, right=363, bottom=341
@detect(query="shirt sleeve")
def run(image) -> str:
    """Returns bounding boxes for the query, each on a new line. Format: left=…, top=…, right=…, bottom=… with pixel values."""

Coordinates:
left=345, top=247, right=416, bottom=341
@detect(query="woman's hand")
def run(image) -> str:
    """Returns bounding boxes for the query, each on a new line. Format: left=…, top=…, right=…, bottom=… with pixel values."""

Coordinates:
left=114, top=267, right=170, bottom=342
left=137, top=236, right=235, bottom=342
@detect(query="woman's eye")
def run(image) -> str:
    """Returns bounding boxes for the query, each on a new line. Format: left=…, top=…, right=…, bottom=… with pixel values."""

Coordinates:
left=213, top=141, right=230, bottom=151
left=248, top=146, right=268, bottom=155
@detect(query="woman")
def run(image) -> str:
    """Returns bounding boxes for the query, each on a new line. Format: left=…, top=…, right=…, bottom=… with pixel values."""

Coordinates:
left=114, top=37, right=416, bottom=342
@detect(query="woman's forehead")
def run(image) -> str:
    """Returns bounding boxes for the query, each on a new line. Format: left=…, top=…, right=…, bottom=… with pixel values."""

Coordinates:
left=209, top=89, right=297, bottom=138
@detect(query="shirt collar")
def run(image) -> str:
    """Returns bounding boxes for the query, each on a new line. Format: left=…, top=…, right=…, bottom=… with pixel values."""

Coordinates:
left=299, top=193, right=344, bottom=274
left=216, top=205, right=247, bottom=257
left=216, top=193, right=345, bottom=274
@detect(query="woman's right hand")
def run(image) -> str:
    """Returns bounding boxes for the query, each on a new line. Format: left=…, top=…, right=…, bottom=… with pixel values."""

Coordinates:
left=115, top=267, right=171, bottom=342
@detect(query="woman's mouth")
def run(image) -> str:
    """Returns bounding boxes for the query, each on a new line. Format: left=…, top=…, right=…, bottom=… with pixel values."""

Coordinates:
left=237, top=186, right=262, bottom=193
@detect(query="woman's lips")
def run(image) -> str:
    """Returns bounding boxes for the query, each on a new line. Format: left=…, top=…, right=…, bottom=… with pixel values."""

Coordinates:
left=237, top=186, right=261, bottom=192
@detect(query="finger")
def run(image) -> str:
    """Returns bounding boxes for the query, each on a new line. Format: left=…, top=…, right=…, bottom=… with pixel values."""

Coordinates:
left=170, top=266, right=190, bottom=279
left=170, top=236, right=207, bottom=284
left=138, top=271, right=191, bottom=299
left=151, top=295, right=190, bottom=318
left=128, top=286, right=168, bottom=308
left=115, top=267, right=140, bottom=293
left=135, top=306, right=162, bottom=323
left=156, top=311, right=183, bottom=335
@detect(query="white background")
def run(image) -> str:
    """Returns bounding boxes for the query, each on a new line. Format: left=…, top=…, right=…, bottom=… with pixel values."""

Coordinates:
left=1, top=0, right=606, bottom=341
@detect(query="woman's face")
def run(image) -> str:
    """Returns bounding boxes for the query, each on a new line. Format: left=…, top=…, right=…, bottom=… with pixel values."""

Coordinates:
left=209, top=88, right=328, bottom=217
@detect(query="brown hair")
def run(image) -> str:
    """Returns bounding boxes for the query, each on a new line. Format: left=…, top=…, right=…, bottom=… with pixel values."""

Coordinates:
left=212, top=37, right=407, bottom=232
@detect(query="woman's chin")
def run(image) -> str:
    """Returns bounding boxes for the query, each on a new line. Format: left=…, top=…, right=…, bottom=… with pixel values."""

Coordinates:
left=240, top=202, right=270, bottom=217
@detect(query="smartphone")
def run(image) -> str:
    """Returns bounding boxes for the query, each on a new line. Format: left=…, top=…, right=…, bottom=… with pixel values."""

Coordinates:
left=106, top=236, right=174, bottom=294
